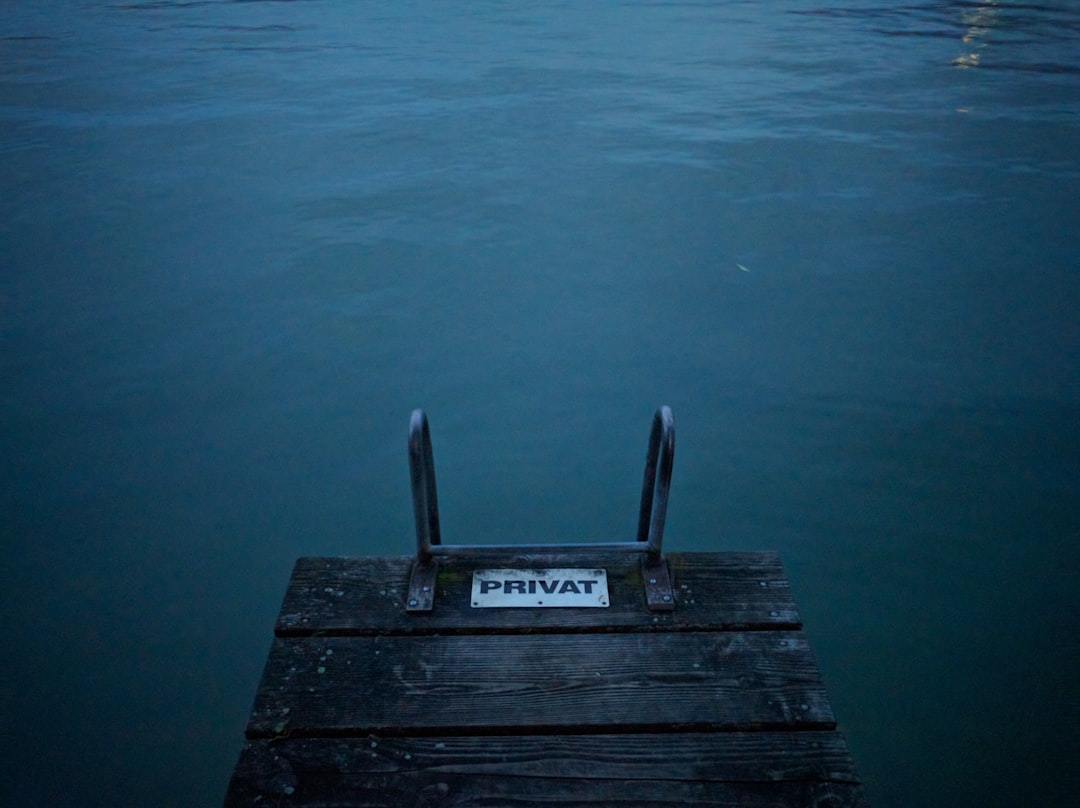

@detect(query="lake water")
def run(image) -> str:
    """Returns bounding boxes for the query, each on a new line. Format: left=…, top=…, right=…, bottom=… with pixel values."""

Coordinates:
left=2, top=1, right=1078, bottom=805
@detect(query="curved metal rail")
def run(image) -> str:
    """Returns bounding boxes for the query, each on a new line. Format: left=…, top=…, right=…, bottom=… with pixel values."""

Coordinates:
left=406, top=406, right=676, bottom=612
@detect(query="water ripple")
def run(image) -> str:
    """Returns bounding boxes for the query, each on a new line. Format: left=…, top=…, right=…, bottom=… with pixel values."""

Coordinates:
left=795, top=1, right=1080, bottom=75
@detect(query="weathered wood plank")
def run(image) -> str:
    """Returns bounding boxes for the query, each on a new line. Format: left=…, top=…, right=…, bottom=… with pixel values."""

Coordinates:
left=276, top=551, right=800, bottom=636
left=228, top=550, right=868, bottom=806
left=227, top=773, right=870, bottom=808
left=226, top=733, right=870, bottom=807
left=247, top=631, right=833, bottom=737
left=233, top=731, right=864, bottom=783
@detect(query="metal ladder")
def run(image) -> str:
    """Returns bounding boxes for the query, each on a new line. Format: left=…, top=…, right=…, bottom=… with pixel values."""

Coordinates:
left=405, top=406, right=676, bottom=613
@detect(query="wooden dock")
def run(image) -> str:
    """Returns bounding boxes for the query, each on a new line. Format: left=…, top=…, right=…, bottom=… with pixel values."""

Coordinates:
left=225, top=409, right=869, bottom=806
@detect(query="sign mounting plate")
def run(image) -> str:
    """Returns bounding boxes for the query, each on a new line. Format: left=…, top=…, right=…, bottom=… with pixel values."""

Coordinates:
left=471, top=568, right=609, bottom=608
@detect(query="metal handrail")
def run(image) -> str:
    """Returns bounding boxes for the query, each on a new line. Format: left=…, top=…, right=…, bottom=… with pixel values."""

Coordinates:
left=408, top=406, right=674, bottom=560
left=636, top=405, right=675, bottom=557
left=408, top=409, right=441, bottom=564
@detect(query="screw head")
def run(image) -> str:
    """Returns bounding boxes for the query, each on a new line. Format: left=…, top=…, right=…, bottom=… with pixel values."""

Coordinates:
left=409, top=598, right=418, bottom=607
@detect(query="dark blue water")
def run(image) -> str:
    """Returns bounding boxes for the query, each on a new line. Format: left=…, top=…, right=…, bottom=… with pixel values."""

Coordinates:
left=3, top=2, right=1078, bottom=805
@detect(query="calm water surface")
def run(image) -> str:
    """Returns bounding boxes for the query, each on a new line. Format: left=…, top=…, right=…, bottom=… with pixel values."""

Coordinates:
left=2, top=2, right=1078, bottom=806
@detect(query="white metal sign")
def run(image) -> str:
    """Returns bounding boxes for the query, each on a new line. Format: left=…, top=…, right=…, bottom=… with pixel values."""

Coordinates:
left=471, top=568, right=609, bottom=608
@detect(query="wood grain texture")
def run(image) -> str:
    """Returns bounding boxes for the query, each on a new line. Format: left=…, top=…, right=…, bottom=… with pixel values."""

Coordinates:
left=226, top=551, right=869, bottom=806
left=275, top=551, right=800, bottom=636
left=247, top=631, right=833, bottom=737
left=226, top=734, right=870, bottom=807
